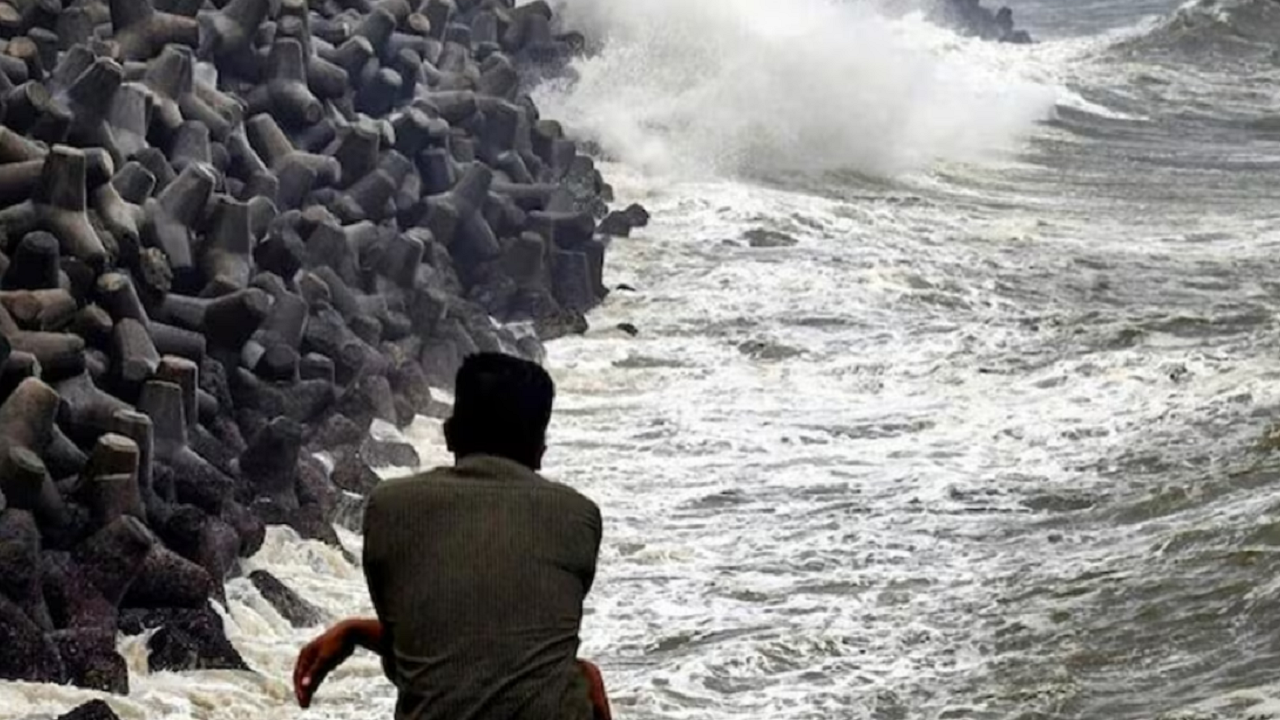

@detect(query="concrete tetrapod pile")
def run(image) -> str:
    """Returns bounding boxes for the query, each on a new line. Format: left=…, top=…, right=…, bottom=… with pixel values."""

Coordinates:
left=0, top=0, right=648, bottom=698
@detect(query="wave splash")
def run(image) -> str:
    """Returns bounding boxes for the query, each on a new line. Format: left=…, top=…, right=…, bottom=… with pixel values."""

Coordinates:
left=531, top=0, right=1060, bottom=178
left=1112, top=0, right=1280, bottom=55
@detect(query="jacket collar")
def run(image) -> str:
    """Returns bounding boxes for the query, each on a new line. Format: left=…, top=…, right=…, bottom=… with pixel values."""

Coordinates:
left=453, top=454, right=544, bottom=483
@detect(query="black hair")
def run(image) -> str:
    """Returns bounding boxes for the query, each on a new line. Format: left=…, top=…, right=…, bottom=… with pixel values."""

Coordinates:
left=444, top=352, right=555, bottom=469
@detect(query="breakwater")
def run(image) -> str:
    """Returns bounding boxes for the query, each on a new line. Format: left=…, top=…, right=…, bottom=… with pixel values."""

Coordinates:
left=0, top=0, right=644, bottom=715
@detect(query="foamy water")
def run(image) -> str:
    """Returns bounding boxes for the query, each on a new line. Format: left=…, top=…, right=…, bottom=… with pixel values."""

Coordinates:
left=13, top=0, right=1280, bottom=718
left=542, top=162, right=1280, bottom=718
left=534, top=0, right=1061, bottom=176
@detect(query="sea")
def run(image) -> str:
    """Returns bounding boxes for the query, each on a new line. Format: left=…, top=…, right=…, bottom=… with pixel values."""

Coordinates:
left=8, top=0, right=1280, bottom=718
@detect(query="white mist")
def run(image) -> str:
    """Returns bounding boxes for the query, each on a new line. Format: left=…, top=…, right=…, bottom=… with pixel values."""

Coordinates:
left=533, top=0, right=1061, bottom=177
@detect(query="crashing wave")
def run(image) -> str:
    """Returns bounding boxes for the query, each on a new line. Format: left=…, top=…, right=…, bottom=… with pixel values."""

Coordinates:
left=532, top=0, right=1058, bottom=178
left=1112, top=0, right=1280, bottom=56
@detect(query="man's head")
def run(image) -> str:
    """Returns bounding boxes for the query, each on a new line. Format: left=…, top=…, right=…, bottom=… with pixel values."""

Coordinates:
left=444, top=352, right=555, bottom=470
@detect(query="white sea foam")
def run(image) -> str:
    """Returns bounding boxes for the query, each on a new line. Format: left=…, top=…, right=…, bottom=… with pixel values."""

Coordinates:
left=532, top=0, right=1061, bottom=177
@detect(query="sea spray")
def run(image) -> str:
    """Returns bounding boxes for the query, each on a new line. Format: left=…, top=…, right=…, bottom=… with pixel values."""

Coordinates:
left=532, top=0, right=1062, bottom=177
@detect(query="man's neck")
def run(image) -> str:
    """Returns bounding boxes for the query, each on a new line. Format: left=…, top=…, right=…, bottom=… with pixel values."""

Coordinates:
left=454, top=452, right=538, bottom=473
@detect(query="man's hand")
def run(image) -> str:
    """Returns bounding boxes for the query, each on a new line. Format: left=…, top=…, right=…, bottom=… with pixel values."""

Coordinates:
left=293, top=622, right=357, bottom=708
left=578, top=660, right=613, bottom=720
left=294, top=618, right=387, bottom=708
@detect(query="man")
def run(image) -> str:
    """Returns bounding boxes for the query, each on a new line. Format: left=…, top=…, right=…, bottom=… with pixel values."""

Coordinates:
left=293, top=352, right=612, bottom=720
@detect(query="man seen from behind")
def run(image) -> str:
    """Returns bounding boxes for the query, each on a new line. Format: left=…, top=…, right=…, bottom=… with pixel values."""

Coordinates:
left=293, top=352, right=611, bottom=720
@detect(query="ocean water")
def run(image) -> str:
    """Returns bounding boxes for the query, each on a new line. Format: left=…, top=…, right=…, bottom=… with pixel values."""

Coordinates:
left=11, top=0, right=1280, bottom=718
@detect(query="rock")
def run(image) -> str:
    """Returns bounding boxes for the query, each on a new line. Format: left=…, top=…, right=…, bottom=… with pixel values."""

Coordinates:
left=337, top=373, right=396, bottom=427
left=279, top=500, right=342, bottom=547
left=295, top=454, right=337, bottom=517
left=71, top=515, right=154, bottom=607
left=48, top=627, right=129, bottom=694
left=239, top=416, right=304, bottom=508
left=361, top=438, right=420, bottom=469
left=0, top=593, right=64, bottom=684
left=2, top=446, right=73, bottom=537
left=392, top=394, right=416, bottom=429
left=622, top=203, right=650, bottom=227
left=122, top=546, right=215, bottom=609
left=195, top=516, right=242, bottom=599
left=531, top=301, right=589, bottom=341
left=617, top=323, right=640, bottom=337
left=598, top=204, right=650, bottom=236
left=248, top=569, right=327, bottom=628
left=330, top=448, right=380, bottom=495
left=738, top=339, right=804, bottom=361
left=189, top=424, right=239, bottom=479
left=0, top=508, right=51, bottom=630
left=147, top=505, right=238, bottom=600
left=230, top=371, right=337, bottom=427
left=119, top=605, right=249, bottom=672
left=199, top=357, right=234, bottom=416
left=597, top=211, right=632, bottom=237
left=550, top=251, right=596, bottom=312
left=41, top=550, right=117, bottom=631
left=331, top=491, right=367, bottom=534
left=222, top=500, right=265, bottom=558
left=56, top=700, right=121, bottom=720
left=309, top=413, right=367, bottom=451
left=388, top=361, right=436, bottom=417
left=743, top=228, right=798, bottom=248
left=934, top=0, right=1035, bottom=43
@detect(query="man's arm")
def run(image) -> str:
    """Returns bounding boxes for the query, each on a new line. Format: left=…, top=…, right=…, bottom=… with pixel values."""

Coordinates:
left=293, top=617, right=387, bottom=708
left=341, top=617, right=387, bottom=652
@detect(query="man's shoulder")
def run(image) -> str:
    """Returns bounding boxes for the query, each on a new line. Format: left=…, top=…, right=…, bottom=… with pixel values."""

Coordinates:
left=536, top=475, right=601, bottom=512
left=369, top=465, right=598, bottom=508
left=366, top=461, right=593, bottom=497
left=367, top=466, right=457, bottom=500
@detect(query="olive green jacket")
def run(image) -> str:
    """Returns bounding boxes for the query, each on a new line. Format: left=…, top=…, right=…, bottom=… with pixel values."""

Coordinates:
left=362, top=455, right=602, bottom=720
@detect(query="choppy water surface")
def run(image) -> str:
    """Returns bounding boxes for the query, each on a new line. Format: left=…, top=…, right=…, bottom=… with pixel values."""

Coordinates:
left=548, top=162, right=1280, bottom=720
left=11, top=0, right=1280, bottom=718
